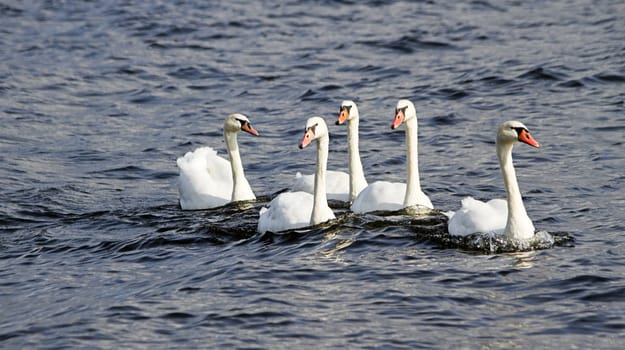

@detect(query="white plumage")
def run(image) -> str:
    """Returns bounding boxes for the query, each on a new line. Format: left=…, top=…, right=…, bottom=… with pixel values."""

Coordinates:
left=258, top=117, right=335, bottom=233
left=351, top=99, right=433, bottom=214
left=447, top=120, right=540, bottom=240
left=177, top=113, right=258, bottom=210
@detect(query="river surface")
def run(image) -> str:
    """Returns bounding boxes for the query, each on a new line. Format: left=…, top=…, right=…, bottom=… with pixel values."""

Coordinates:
left=1, top=0, right=624, bottom=348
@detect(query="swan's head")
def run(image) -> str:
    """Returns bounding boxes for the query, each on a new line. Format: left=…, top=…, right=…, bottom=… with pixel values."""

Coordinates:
left=299, top=116, right=328, bottom=149
left=336, top=100, right=359, bottom=125
left=391, top=99, right=416, bottom=129
left=224, top=113, right=260, bottom=136
left=497, top=120, right=540, bottom=148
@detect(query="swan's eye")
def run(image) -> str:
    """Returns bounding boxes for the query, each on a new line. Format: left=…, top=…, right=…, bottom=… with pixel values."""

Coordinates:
left=511, top=127, right=528, bottom=137
left=305, top=124, right=317, bottom=136
left=395, top=106, right=407, bottom=114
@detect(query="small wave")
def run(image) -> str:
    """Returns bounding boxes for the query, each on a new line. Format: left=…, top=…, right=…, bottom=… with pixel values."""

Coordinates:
left=127, top=89, right=157, bottom=104
left=88, top=165, right=147, bottom=180
left=167, top=66, right=225, bottom=80
left=114, top=67, right=146, bottom=76
left=199, top=310, right=296, bottom=329
left=431, top=87, right=470, bottom=100
left=470, top=0, right=506, bottom=12
left=155, top=25, right=196, bottom=37
left=0, top=3, right=23, bottom=16
left=338, top=65, right=412, bottom=80
left=580, top=286, right=625, bottom=302
left=358, top=36, right=457, bottom=54
left=298, top=88, right=333, bottom=103
left=478, top=75, right=514, bottom=86
left=430, top=113, right=463, bottom=126
left=106, top=305, right=150, bottom=321
left=594, top=72, right=625, bottom=83
left=559, top=71, right=625, bottom=88
left=160, top=311, right=196, bottom=321
left=319, top=84, right=342, bottom=91
left=517, top=67, right=567, bottom=81
left=558, top=79, right=585, bottom=88
left=593, top=125, right=625, bottom=132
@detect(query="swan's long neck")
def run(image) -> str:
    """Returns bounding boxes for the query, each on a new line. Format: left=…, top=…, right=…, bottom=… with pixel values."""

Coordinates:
left=497, top=141, right=535, bottom=240
left=224, top=131, right=250, bottom=201
left=347, top=117, right=367, bottom=202
left=403, top=117, right=423, bottom=206
left=311, top=135, right=330, bottom=225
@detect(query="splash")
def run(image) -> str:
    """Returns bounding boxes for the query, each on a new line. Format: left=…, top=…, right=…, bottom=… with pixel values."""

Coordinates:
left=435, top=230, right=574, bottom=254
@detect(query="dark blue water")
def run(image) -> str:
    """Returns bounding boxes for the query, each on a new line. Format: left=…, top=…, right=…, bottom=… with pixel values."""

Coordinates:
left=2, top=0, right=624, bottom=348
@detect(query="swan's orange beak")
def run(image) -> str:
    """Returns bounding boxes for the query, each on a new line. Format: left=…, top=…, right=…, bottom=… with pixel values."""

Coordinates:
left=518, top=129, right=539, bottom=148
left=241, top=122, right=259, bottom=136
left=336, top=107, right=349, bottom=125
left=299, top=128, right=315, bottom=149
left=391, top=109, right=405, bottom=129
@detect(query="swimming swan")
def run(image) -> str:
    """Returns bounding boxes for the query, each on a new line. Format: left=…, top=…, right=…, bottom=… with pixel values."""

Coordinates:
left=257, top=117, right=335, bottom=233
left=335, top=100, right=369, bottom=203
left=177, top=113, right=259, bottom=210
left=447, top=120, right=540, bottom=241
left=351, top=99, right=433, bottom=213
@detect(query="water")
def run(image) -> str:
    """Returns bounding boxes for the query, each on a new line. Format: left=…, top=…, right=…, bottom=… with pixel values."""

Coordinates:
left=1, top=0, right=624, bottom=348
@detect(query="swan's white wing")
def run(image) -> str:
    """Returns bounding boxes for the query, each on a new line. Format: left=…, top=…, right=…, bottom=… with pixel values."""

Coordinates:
left=291, top=170, right=349, bottom=202
left=257, top=191, right=314, bottom=233
left=177, top=147, right=232, bottom=210
left=447, top=197, right=507, bottom=236
left=350, top=181, right=405, bottom=214
left=291, top=172, right=314, bottom=194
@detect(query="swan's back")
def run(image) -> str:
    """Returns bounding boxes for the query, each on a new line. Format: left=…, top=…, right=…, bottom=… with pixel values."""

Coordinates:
left=447, top=197, right=507, bottom=236
left=177, top=147, right=232, bottom=210
left=257, top=191, right=316, bottom=233
left=350, top=181, right=406, bottom=214
left=292, top=170, right=350, bottom=202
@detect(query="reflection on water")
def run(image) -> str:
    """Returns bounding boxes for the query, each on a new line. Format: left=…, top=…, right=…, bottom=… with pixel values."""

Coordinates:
left=320, top=234, right=354, bottom=264
left=511, top=251, right=537, bottom=269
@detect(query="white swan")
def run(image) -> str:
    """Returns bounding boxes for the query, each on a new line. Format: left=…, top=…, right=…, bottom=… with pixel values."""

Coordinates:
left=447, top=120, right=540, bottom=241
left=335, top=100, right=368, bottom=203
left=351, top=99, right=433, bottom=214
left=257, top=117, right=335, bottom=233
left=177, top=113, right=259, bottom=210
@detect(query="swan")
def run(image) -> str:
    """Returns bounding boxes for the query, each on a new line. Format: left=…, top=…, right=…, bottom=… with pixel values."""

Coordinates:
left=257, top=116, right=335, bottom=233
left=351, top=99, right=433, bottom=214
left=335, top=100, right=368, bottom=203
left=177, top=113, right=259, bottom=210
left=447, top=120, right=540, bottom=241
